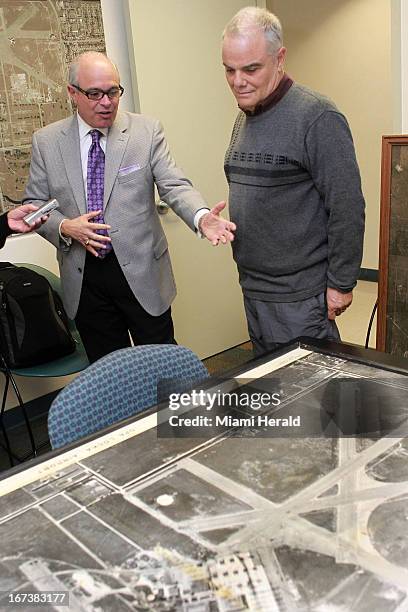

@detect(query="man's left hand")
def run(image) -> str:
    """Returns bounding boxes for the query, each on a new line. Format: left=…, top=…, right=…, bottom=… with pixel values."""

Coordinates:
left=199, top=201, right=236, bottom=246
left=7, top=204, right=48, bottom=234
left=327, top=287, right=353, bottom=320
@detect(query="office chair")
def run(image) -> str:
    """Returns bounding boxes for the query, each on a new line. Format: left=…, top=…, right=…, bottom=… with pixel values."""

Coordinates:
left=48, top=344, right=209, bottom=449
left=0, top=264, right=89, bottom=466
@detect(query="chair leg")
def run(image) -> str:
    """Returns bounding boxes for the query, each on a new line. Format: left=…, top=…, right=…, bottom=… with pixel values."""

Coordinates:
left=0, top=373, right=14, bottom=467
left=0, top=360, right=37, bottom=463
left=7, top=371, right=37, bottom=459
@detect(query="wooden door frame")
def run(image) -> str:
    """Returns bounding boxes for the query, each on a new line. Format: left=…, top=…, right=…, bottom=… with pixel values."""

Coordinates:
left=377, top=134, right=408, bottom=350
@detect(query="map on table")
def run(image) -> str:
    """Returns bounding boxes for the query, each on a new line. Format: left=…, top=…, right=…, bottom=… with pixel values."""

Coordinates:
left=1, top=347, right=408, bottom=611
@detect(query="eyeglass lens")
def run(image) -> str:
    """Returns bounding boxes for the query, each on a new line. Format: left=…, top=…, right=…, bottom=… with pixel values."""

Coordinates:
left=87, top=87, right=123, bottom=100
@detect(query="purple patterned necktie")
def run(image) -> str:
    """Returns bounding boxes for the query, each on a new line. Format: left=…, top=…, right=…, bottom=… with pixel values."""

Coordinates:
left=87, top=129, right=111, bottom=256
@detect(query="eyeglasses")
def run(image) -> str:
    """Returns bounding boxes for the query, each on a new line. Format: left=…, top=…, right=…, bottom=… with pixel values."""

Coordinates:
left=71, top=84, right=124, bottom=101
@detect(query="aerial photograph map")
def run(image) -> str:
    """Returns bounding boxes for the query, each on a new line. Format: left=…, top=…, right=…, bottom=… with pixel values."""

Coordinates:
left=0, top=0, right=105, bottom=213
left=0, top=347, right=408, bottom=611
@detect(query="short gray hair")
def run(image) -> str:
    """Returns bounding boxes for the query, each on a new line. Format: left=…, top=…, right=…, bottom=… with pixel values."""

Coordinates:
left=223, top=7, right=283, bottom=55
left=68, top=51, right=120, bottom=86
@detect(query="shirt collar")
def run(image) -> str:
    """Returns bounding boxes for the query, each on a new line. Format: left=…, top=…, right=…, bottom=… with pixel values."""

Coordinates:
left=77, top=112, right=109, bottom=139
left=242, top=73, right=294, bottom=117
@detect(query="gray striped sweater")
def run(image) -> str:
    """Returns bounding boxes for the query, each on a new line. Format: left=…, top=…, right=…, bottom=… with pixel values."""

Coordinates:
left=224, top=83, right=365, bottom=302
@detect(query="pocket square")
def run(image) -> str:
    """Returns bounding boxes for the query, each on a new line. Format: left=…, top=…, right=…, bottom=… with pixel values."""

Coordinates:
left=118, top=164, right=141, bottom=176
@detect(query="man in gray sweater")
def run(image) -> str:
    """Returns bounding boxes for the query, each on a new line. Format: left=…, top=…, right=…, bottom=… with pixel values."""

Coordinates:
left=222, top=7, right=365, bottom=355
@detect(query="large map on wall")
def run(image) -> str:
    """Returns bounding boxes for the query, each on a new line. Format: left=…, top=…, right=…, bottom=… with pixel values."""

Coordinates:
left=0, top=0, right=105, bottom=213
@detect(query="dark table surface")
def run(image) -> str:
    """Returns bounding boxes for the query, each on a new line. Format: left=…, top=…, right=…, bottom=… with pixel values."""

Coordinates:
left=1, top=339, right=408, bottom=611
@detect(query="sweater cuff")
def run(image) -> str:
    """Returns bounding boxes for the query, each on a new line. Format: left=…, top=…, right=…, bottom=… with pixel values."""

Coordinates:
left=327, top=283, right=356, bottom=294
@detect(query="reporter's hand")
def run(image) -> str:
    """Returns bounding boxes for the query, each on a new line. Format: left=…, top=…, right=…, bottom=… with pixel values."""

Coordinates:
left=61, top=211, right=111, bottom=257
left=7, top=204, right=48, bottom=233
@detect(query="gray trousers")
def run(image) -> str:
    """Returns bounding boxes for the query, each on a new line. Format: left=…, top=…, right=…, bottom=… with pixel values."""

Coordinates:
left=244, top=292, right=340, bottom=357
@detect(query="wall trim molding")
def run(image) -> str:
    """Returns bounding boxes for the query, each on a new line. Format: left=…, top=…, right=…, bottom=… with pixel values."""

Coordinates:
left=359, top=268, right=378, bottom=283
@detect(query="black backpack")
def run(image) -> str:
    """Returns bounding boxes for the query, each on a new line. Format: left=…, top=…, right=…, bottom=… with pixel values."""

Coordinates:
left=0, top=263, right=76, bottom=368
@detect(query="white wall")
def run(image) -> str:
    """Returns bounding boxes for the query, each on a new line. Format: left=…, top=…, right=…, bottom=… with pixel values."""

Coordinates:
left=392, top=0, right=408, bottom=132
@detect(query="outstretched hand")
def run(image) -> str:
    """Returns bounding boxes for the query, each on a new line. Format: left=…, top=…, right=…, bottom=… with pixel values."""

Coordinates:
left=199, top=201, right=236, bottom=246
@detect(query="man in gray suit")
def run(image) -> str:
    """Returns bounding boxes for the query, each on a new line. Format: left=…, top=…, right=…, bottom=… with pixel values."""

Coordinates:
left=24, top=52, right=235, bottom=363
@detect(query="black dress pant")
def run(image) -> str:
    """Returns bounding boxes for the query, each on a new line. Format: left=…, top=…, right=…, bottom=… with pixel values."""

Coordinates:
left=75, top=251, right=175, bottom=363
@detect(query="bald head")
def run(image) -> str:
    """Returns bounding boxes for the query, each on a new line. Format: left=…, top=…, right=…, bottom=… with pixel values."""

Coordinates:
left=68, top=52, right=120, bottom=86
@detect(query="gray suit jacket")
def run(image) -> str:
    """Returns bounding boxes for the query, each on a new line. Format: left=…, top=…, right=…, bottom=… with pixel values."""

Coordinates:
left=24, top=112, right=207, bottom=319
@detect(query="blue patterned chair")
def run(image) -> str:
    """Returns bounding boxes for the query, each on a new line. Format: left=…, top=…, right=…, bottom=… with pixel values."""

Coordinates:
left=47, top=344, right=209, bottom=449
